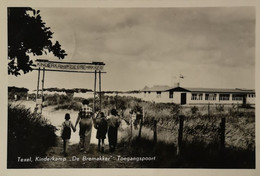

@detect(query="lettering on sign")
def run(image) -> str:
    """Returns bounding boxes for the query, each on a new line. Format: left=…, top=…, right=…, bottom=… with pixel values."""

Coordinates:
left=36, top=61, right=104, bottom=71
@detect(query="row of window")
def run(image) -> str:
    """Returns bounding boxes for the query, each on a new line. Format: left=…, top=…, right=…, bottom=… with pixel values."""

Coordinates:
left=248, top=94, right=256, bottom=98
left=191, top=93, right=203, bottom=100
left=191, top=93, right=252, bottom=101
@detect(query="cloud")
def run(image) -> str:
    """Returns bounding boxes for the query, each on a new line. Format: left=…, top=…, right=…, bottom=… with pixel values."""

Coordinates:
left=30, top=7, right=255, bottom=90
left=39, top=7, right=255, bottom=65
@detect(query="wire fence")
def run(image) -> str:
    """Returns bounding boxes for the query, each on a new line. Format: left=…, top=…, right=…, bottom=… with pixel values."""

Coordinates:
left=126, top=104, right=255, bottom=155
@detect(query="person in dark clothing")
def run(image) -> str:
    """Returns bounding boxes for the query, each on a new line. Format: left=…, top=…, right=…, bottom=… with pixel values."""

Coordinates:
left=107, top=109, right=121, bottom=152
left=95, top=112, right=108, bottom=153
left=61, top=113, right=76, bottom=156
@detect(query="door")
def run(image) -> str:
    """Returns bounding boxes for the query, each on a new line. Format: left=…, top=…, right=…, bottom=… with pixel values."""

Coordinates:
left=181, top=93, right=186, bottom=105
left=242, top=94, right=247, bottom=106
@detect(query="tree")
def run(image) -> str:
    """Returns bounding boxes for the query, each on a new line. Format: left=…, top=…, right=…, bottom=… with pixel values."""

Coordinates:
left=8, top=7, right=67, bottom=76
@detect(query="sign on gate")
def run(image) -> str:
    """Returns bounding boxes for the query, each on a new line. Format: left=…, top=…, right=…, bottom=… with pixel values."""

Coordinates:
left=35, top=59, right=105, bottom=72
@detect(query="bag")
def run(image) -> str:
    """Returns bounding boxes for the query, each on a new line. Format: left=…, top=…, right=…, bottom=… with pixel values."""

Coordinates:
left=62, top=122, right=71, bottom=139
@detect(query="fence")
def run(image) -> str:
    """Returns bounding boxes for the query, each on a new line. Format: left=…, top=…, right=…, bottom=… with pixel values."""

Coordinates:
left=129, top=114, right=237, bottom=156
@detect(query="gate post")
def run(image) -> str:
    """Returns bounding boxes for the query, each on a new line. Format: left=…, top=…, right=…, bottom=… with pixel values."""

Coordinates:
left=41, top=67, right=45, bottom=100
left=93, top=70, right=97, bottom=114
left=40, top=67, right=45, bottom=114
left=99, top=71, right=102, bottom=113
left=36, top=67, right=41, bottom=99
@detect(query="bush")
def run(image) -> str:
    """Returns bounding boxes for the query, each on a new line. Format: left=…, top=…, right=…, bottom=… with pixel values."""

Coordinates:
left=55, top=101, right=82, bottom=111
left=8, top=86, right=28, bottom=100
left=190, top=106, right=199, bottom=115
left=216, top=104, right=224, bottom=113
left=8, top=104, right=57, bottom=168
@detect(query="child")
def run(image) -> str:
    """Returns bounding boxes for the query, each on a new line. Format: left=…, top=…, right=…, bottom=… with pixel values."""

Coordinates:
left=95, top=112, right=108, bottom=153
left=61, top=113, right=76, bottom=156
left=107, top=109, right=121, bottom=152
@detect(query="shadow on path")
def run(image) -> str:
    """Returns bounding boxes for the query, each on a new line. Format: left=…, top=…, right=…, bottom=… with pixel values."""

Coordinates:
left=36, top=137, right=136, bottom=168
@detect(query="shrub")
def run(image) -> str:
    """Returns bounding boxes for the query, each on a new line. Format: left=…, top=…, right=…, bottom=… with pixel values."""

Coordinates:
left=55, top=100, right=82, bottom=111
left=8, top=104, right=56, bottom=168
left=216, top=104, right=224, bottom=113
left=190, top=106, right=199, bottom=115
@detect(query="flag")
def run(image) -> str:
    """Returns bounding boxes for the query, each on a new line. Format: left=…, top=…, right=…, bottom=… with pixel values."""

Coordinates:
left=180, top=74, right=184, bottom=79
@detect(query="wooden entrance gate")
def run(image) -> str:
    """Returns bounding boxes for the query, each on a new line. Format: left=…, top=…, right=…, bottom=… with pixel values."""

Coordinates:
left=33, top=59, right=106, bottom=114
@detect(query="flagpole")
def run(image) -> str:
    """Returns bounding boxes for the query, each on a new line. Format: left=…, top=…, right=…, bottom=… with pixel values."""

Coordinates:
left=179, top=74, right=181, bottom=87
left=179, top=74, right=184, bottom=87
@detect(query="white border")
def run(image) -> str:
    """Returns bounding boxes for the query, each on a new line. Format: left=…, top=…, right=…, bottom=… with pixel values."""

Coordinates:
left=0, top=0, right=259, bottom=176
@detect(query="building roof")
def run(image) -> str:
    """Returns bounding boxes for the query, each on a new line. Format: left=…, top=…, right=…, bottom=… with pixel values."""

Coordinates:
left=166, top=87, right=255, bottom=94
left=142, top=85, right=172, bottom=92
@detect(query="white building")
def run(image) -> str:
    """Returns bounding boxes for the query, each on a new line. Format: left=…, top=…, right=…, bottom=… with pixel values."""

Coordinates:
left=142, top=86, right=255, bottom=105
left=142, top=85, right=172, bottom=103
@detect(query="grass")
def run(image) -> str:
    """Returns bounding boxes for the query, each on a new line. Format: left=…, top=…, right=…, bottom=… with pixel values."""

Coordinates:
left=117, top=136, right=255, bottom=168
left=43, top=94, right=255, bottom=150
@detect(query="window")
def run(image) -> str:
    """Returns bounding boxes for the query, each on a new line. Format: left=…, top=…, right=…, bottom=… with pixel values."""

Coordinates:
left=169, top=91, right=173, bottom=99
left=219, top=94, right=230, bottom=101
left=191, top=93, right=197, bottom=100
left=191, top=93, right=203, bottom=100
left=198, top=94, right=203, bottom=100
left=205, top=93, right=216, bottom=101
left=232, top=94, right=243, bottom=101
left=156, top=91, right=161, bottom=98
left=248, top=93, right=255, bottom=98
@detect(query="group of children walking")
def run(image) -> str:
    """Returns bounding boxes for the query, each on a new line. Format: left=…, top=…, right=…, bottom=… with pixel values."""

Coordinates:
left=60, top=99, right=121, bottom=156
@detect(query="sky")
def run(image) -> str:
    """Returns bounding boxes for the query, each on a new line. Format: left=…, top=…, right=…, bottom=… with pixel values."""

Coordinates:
left=8, top=7, right=255, bottom=91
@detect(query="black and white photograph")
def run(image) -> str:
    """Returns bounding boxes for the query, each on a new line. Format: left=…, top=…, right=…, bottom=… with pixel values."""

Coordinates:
left=1, top=0, right=259, bottom=175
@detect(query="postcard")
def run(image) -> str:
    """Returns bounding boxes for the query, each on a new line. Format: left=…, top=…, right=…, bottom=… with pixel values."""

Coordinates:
left=1, top=0, right=259, bottom=176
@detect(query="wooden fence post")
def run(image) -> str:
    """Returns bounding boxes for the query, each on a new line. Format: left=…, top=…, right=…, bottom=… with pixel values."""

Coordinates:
left=130, top=116, right=133, bottom=140
left=138, top=118, right=143, bottom=139
left=237, top=102, right=239, bottom=113
left=177, top=115, right=184, bottom=155
left=208, top=102, right=210, bottom=116
left=220, top=116, right=226, bottom=152
left=153, top=120, right=157, bottom=144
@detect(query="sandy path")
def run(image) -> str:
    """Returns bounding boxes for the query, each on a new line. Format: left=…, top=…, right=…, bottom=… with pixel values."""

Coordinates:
left=10, top=100, right=141, bottom=168
left=11, top=100, right=129, bottom=145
